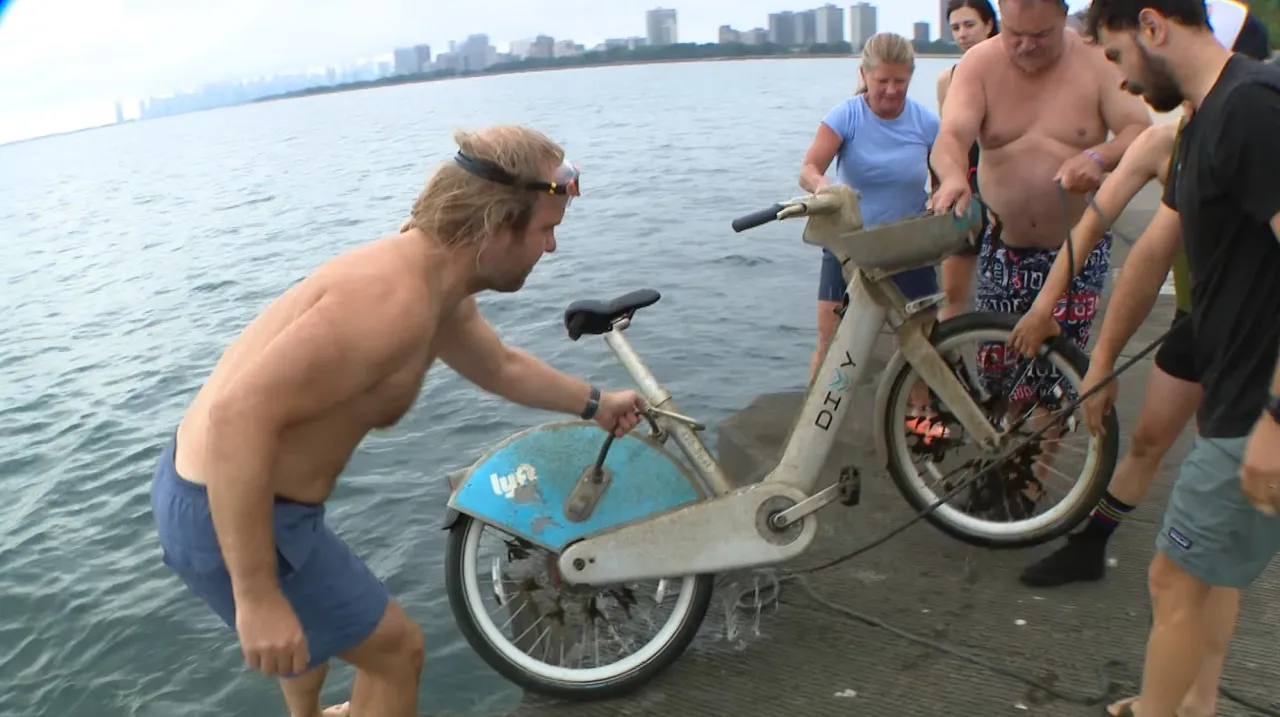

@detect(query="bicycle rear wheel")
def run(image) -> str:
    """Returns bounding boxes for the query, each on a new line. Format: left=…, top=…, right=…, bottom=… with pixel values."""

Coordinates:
left=880, top=312, right=1119, bottom=549
left=445, top=513, right=715, bottom=700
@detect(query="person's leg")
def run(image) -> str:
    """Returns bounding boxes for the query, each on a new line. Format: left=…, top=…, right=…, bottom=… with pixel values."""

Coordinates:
left=279, top=663, right=351, bottom=717
left=1105, top=584, right=1238, bottom=717
left=340, top=600, right=427, bottom=717
left=1177, top=585, right=1240, bottom=717
left=152, top=438, right=362, bottom=715
left=811, top=250, right=846, bottom=384
left=277, top=514, right=422, bottom=717
left=1020, top=310, right=1201, bottom=587
left=891, top=267, right=943, bottom=421
left=939, top=251, right=977, bottom=320
left=1109, top=436, right=1280, bottom=717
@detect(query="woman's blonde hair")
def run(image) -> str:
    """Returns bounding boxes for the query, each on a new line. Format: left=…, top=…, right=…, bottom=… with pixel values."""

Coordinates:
left=856, top=32, right=917, bottom=94
left=401, top=125, right=565, bottom=248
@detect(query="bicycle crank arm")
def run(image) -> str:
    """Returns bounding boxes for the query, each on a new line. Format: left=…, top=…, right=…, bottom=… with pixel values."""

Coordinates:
left=556, top=482, right=819, bottom=585
left=768, top=482, right=845, bottom=529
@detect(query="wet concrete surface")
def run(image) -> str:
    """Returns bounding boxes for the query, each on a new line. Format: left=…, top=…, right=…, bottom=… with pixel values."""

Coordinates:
left=489, top=184, right=1280, bottom=717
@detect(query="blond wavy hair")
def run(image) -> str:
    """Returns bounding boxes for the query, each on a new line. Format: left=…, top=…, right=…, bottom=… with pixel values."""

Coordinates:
left=856, top=32, right=917, bottom=94
left=401, top=125, right=565, bottom=248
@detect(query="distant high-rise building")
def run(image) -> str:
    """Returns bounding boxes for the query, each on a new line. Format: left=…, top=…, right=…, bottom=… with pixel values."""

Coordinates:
left=392, top=46, right=421, bottom=75
left=113, top=101, right=124, bottom=124
left=718, top=25, right=742, bottom=43
left=459, top=34, right=493, bottom=72
left=940, top=0, right=955, bottom=43
left=510, top=38, right=533, bottom=58
left=767, top=11, right=797, bottom=46
left=814, top=4, right=845, bottom=45
left=529, top=35, right=556, bottom=59
left=743, top=28, right=768, bottom=45
left=849, top=2, right=877, bottom=50
left=913, top=22, right=930, bottom=43
left=797, top=9, right=818, bottom=46
left=414, top=44, right=432, bottom=70
left=646, top=7, right=678, bottom=46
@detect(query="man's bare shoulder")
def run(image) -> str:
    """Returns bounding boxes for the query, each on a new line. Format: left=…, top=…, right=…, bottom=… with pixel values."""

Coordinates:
left=303, top=239, right=432, bottom=337
left=1130, top=123, right=1178, bottom=178
left=960, top=38, right=1004, bottom=71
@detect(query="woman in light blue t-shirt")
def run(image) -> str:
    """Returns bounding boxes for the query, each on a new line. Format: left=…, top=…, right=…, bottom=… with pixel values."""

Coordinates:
left=798, top=32, right=941, bottom=387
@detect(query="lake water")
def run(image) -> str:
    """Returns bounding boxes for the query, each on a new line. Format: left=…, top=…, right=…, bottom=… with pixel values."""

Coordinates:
left=1, top=56, right=993, bottom=717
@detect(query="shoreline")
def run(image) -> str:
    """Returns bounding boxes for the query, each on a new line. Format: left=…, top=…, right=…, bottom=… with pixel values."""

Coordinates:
left=252, top=53, right=964, bottom=104
left=0, top=53, right=978, bottom=148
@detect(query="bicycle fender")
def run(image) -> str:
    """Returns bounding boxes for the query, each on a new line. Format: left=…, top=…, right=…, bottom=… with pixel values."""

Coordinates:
left=445, top=420, right=706, bottom=552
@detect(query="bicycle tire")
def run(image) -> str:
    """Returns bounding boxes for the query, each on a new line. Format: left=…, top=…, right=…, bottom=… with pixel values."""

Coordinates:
left=445, top=513, right=716, bottom=701
left=880, top=311, right=1120, bottom=549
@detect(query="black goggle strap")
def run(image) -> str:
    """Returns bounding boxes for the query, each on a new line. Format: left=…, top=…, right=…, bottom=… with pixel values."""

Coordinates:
left=454, top=151, right=577, bottom=196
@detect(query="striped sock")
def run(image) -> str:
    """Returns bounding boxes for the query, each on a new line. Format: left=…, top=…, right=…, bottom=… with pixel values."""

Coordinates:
left=1082, top=491, right=1135, bottom=540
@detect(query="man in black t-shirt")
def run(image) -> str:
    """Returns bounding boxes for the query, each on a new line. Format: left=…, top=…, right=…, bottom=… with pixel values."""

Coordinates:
left=1085, top=1, right=1280, bottom=716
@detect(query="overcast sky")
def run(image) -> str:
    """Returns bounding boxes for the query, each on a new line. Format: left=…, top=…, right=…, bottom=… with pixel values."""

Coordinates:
left=0, top=0, right=1090, bottom=144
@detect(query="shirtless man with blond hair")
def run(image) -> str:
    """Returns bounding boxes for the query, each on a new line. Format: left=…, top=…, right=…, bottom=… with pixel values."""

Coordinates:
left=151, top=125, right=645, bottom=717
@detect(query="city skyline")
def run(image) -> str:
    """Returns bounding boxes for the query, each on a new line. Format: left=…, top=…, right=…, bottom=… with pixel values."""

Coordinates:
left=0, top=0, right=1094, bottom=145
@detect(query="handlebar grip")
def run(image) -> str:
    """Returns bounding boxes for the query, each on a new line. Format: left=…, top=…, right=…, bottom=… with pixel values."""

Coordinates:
left=731, top=204, right=785, bottom=233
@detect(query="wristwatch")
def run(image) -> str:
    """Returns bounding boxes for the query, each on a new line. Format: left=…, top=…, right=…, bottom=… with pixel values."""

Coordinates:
left=1266, top=393, right=1280, bottom=424
left=581, top=386, right=601, bottom=420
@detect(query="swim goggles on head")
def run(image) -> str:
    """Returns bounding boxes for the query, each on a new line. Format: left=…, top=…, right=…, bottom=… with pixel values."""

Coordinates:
left=453, top=151, right=581, bottom=201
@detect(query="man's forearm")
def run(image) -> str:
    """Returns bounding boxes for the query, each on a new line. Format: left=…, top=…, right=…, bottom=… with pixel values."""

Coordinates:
left=204, top=404, right=282, bottom=602
left=1089, top=125, right=1145, bottom=172
left=1091, top=248, right=1174, bottom=367
left=930, top=134, right=970, bottom=185
left=1031, top=213, right=1107, bottom=316
left=494, top=347, right=593, bottom=415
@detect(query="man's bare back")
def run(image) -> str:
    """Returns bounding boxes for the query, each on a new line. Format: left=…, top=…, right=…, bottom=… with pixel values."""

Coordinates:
left=960, top=31, right=1151, bottom=248
left=174, top=235, right=438, bottom=504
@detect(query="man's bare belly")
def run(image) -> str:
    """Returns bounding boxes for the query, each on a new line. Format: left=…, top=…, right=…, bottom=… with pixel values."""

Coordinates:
left=977, top=43, right=1108, bottom=250
left=174, top=239, right=436, bottom=504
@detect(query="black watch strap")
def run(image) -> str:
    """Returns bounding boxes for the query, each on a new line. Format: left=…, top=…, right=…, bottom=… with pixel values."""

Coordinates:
left=1266, top=393, right=1280, bottom=423
left=581, top=386, right=601, bottom=420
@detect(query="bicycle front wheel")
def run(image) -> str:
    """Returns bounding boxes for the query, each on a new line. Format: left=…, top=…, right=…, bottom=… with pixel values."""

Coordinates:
left=880, top=311, right=1119, bottom=549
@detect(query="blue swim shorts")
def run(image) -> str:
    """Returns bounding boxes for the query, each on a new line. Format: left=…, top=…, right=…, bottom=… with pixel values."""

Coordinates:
left=818, top=248, right=939, bottom=303
left=151, top=436, right=389, bottom=674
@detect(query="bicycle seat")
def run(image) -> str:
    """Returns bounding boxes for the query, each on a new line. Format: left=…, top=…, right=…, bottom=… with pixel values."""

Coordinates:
left=563, top=289, right=661, bottom=340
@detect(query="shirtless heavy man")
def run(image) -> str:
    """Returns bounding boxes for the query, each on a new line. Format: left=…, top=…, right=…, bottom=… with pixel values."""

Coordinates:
left=1008, top=0, right=1270, bottom=589
left=150, top=125, right=646, bottom=717
left=929, top=0, right=1151, bottom=405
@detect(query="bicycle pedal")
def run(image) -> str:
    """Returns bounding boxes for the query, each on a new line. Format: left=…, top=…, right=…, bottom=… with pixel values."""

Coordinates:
left=837, top=466, right=861, bottom=506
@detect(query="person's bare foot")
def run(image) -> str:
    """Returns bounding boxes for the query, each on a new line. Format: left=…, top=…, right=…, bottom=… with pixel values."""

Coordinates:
left=1106, top=696, right=1140, bottom=717
left=320, top=703, right=349, bottom=717
left=1104, top=696, right=1210, bottom=717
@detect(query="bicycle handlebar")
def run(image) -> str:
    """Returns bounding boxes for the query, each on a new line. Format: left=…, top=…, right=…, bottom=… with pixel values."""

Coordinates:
left=730, top=192, right=845, bottom=233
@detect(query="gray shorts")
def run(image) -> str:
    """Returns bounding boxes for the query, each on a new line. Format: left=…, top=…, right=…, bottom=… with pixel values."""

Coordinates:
left=1157, top=436, right=1280, bottom=588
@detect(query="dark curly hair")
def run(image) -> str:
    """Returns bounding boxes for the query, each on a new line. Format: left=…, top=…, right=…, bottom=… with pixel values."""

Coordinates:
left=1083, top=0, right=1210, bottom=41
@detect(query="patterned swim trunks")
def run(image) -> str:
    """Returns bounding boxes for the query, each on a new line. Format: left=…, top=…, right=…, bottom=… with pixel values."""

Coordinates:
left=973, top=225, right=1112, bottom=407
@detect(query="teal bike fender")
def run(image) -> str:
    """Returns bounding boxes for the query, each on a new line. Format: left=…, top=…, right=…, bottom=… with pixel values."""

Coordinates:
left=445, top=420, right=706, bottom=552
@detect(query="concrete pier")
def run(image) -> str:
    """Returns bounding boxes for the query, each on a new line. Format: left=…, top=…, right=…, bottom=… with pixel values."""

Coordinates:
left=493, top=184, right=1279, bottom=716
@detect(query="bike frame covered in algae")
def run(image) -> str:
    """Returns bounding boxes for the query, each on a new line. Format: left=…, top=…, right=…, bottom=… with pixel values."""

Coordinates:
left=441, top=184, right=1078, bottom=584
